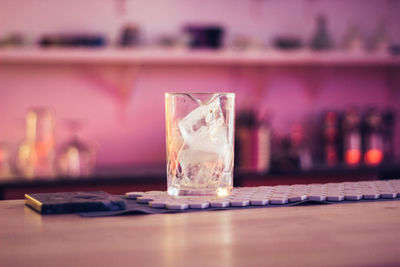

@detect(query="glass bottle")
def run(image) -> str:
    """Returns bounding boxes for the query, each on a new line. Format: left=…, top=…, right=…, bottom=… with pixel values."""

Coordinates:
left=363, top=108, right=384, bottom=166
left=57, top=120, right=96, bottom=177
left=17, top=108, right=56, bottom=178
left=0, top=143, right=11, bottom=179
left=343, top=107, right=362, bottom=166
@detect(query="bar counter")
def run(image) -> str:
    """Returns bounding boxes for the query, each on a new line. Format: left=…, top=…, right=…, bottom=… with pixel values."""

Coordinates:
left=1, top=199, right=400, bottom=266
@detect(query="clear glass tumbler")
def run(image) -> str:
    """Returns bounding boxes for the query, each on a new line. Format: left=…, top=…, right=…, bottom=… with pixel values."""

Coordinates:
left=165, top=92, right=235, bottom=196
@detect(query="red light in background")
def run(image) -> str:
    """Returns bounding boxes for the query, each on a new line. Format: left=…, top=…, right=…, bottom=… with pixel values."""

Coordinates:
left=325, top=144, right=338, bottom=166
left=345, top=149, right=361, bottom=165
left=365, top=149, right=383, bottom=165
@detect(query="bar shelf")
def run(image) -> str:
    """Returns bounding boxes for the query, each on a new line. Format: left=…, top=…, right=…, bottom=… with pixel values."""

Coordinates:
left=1, top=47, right=399, bottom=66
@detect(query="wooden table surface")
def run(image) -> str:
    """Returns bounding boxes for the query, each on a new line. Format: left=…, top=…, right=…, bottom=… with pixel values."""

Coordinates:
left=1, top=199, right=400, bottom=267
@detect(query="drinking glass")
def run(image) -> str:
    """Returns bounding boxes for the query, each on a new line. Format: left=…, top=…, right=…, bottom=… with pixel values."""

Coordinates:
left=165, top=92, right=235, bottom=196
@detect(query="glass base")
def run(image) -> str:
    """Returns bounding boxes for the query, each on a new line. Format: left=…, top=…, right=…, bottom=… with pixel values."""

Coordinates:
left=167, top=186, right=232, bottom=197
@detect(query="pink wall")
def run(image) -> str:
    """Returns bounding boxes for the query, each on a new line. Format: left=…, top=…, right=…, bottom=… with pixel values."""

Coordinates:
left=1, top=65, right=399, bottom=168
left=1, top=0, right=400, bottom=45
left=1, top=0, right=400, bottom=169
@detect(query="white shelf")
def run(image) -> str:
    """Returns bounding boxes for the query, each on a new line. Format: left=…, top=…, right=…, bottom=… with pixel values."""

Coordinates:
left=0, top=47, right=399, bottom=66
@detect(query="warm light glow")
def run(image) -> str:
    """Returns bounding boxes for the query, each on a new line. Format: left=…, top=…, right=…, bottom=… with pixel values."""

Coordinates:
left=17, top=142, right=35, bottom=177
left=167, top=187, right=179, bottom=196
left=18, top=143, right=32, bottom=161
left=217, top=188, right=229, bottom=197
left=365, top=149, right=383, bottom=165
left=35, top=141, right=49, bottom=158
left=26, top=110, right=37, bottom=143
left=67, top=146, right=80, bottom=176
left=345, top=149, right=361, bottom=165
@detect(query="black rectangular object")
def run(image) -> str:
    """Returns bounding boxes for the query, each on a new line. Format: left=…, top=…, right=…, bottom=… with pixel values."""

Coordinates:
left=25, top=191, right=126, bottom=214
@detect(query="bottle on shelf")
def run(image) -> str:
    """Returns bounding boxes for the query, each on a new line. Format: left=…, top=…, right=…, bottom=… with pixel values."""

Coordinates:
left=235, top=109, right=271, bottom=173
left=363, top=108, right=384, bottom=166
left=57, top=120, right=96, bottom=178
left=310, top=14, right=333, bottom=51
left=0, top=143, right=11, bottom=179
left=322, top=111, right=340, bottom=167
left=118, top=24, right=141, bottom=47
left=342, top=23, right=364, bottom=53
left=382, top=109, right=395, bottom=162
left=290, top=123, right=313, bottom=170
left=17, top=108, right=56, bottom=178
left=342, top=107, right=362, bottom=166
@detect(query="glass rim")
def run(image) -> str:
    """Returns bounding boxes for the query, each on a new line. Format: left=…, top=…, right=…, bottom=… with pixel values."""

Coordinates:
left=165, top=92, right=235, bottom=96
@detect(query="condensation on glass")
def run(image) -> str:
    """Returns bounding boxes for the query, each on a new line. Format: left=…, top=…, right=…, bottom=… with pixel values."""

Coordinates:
left=165, top=92, right=235, bottom=196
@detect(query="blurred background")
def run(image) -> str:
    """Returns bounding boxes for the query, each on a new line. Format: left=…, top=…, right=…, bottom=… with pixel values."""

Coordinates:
left=0, top=0, right=400, bottom=199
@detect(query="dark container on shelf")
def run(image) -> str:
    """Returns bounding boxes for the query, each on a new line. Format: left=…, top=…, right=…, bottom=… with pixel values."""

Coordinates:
left=118, top=24, right=141, bottom=47
left=322, top=111, right=341, bottom=167
left=184, top=25, right=224, bottom=49
left=39, top=34, right=106, bottom=48
left=310, top=14, right=333, bottom=51
left=382, top=109, right=396, bottom=161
